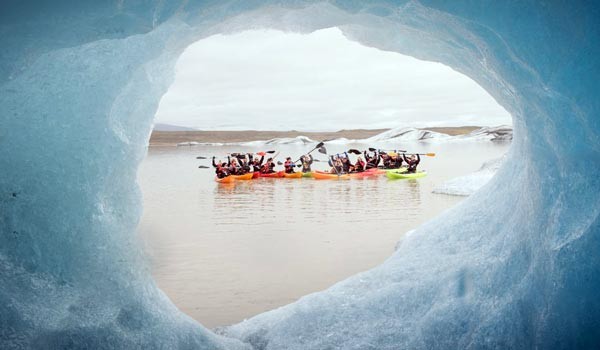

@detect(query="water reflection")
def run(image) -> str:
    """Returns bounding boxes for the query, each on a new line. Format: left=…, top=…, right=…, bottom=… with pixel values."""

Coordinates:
left=138, top=142, right=509, bottom=328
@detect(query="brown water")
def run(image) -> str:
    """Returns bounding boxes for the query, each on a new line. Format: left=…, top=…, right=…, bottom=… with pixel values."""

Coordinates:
left=137, top=142, right=509, bottom=328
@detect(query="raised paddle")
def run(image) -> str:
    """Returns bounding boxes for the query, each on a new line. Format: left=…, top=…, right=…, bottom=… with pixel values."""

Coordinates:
left=196, top=156, right=207, bottom=159
left=347, top=149, right=362, bottom=155
left=256, top=151, right=276, bottom=156
left=293, top=141, right=325, bottom=163
left=402, top=152, right=436, bottom=157
left=198, top=165, right=210, bottom=169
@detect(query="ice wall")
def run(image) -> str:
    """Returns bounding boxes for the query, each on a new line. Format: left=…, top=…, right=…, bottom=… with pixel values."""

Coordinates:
left=1, top=1, right=599, bottom=349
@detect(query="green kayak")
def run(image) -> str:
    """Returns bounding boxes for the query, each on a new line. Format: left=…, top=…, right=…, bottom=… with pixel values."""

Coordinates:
left=302, top=172, right=313, bottom=178
left=385, top=167, right=408, bottom=174
left=386, top=170, right=427, bottom=179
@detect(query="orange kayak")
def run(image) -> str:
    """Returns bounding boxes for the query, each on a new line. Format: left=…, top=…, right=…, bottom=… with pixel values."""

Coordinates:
left=215, top=176, right=234, bottom=183
left=283, top=172, right=303, bottom=179
left=313, top=171, right=351, bottom=180
left=260, top=171, right=284, bottom=178
left=232, top=173, right=253, bottom=180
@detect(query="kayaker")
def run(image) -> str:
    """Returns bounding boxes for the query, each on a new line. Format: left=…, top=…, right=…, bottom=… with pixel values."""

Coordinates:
left=212, top=157, right=230, bottom=179
left=300, top=154, right=313, bottom=172
left=354, top=156, right=366, bottom=172
left=392, top=154, right=404, bottom=169
left=341, top=153, right=352, bottom=173
left=403, top=153, right=421, bottom=173
left=249, top=153, right=264, bottom=173
left=364, top=150, right=380, bottom=169
left=228, top=156, right=242, bottom=175
left=330, top=156, right=344, bottom=174
left=236, top=154, right=251, bottom=174
left=284, top=157, right=296, bottom=173
left=261, top=158, right=276, bottom=174
left=380, top=153, right=394, bottom=169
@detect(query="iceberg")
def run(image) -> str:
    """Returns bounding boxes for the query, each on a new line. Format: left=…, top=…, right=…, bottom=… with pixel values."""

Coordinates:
left=433, top=156, right=505, bottom=196
left=459, top=125, right=513, bottom=142
left=1, top=1, right=599, bottom=349
left=364, top=126, right=452, bottom=142
left=240, top=136, right=316, bottom=146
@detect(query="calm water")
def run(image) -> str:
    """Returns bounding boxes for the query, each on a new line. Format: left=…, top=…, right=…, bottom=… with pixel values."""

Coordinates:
left=137, top=142, right=509, bottom=328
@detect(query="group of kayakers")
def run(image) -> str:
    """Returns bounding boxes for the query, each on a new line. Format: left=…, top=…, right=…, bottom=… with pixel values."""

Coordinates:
left=211, top=149, right=420, bottom=179
left=327, top=150, right=420, bottom=174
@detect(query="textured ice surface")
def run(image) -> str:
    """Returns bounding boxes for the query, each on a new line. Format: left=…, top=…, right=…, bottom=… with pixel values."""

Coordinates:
left=1, top=1, right=599, bottom=349
left=364, top=126, right=451, bottom=142
left=433, top=156, right=505, bottom=196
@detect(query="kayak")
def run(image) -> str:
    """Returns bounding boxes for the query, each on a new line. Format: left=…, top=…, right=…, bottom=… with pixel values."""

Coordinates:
left=313, top=171, right=351, bottom=180
left=386, top=170, right=427, bottom=179
left=215, top=175, right=234, bottom=183
left=232, top=173, right=253, bottom=180
left=251, top=172, right=260, bottom=179
left=352, top=170, right=379, bottom=178
left=302, top=172, right=313, bottom=178
left=260, top=171, right=285, bottom=178
left=283, top=172, right=303, bottom=179
left=385, top=167, right=408, bottom=174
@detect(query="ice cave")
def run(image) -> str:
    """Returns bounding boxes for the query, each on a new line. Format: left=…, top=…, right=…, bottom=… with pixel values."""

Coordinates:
left=1, top=1, right=599, bottom=349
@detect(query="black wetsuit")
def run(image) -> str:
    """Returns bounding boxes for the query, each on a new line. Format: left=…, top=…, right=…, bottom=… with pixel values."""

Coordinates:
left=393, top=156, right=403, bottom=169
left=227, top=156, right=242, bottom=175
left=301, top=154, right=313, bottom=172
left=342, top=153, right=352, bottom=173
left=403, top=154, right=420, bottom=173
left=364, top=151, right=380, bottom=169
left=212, top=157, right=229, bottom=178
left=249, top=154, right=264, bottom=173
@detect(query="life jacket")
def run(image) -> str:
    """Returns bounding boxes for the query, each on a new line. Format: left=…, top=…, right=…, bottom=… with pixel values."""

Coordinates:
left=355, top=159, right=365, bottom=171
left=261, top=162, right=275, bottom=173
left=284, top=160, right=294, bottom=173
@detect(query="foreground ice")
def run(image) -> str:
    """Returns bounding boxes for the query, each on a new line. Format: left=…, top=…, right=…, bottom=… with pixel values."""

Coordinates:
left=1, top=1, right=599, bottom=349
left=433, top=156, right=505, bottom=196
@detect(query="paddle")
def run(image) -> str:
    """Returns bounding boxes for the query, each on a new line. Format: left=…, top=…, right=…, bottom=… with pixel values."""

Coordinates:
left=293, top=141, right=325, bottom=164
left=347, top=149, right=362, bottom=155
left=196, top=156, right=207, bottom=159
left=403, top=152, right=436, bottom=157
left=256, top=151, right=276, bottom=156
left=198, top=165, right=210, bottom=169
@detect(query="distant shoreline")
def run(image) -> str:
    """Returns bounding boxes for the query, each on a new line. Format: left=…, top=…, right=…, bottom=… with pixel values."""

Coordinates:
left=149, top=126, right=481, bottom=146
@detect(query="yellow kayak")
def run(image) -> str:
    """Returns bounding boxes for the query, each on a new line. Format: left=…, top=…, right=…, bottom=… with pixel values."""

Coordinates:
left=231, top=173, right=253, bottom=180
left=313, top=171, right=351, bottom=180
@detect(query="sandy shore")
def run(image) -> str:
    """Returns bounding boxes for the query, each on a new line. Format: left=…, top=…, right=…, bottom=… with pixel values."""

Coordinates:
left=149, top=127, right=481, bottom=146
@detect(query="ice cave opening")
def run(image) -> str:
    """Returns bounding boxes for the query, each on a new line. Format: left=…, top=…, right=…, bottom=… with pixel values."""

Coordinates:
left=142, top=25, right=512, bottom=329
left=1, top=1, right=599, bottom=349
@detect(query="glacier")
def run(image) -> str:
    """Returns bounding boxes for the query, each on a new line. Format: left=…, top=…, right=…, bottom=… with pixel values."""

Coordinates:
left=1, top=1, right=599, bottom=349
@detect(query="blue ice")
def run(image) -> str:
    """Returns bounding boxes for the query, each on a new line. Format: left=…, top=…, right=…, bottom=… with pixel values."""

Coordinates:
left=1, top=1, right=599, bottom=349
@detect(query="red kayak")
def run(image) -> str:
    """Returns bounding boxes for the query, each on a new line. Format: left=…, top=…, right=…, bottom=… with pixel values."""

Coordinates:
left=260, top=171, right=284, bottom=178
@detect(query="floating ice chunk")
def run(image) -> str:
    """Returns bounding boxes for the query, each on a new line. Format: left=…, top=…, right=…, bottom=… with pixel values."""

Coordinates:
left=364, top=127, right=451, bottom=143
left=433, top=156, right=505, bottom=196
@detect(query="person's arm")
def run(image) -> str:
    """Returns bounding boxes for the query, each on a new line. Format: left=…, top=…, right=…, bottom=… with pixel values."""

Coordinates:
left=227, top=156, right=231, bottom=166
left=248, top=153, right=253, bottom=162
left=309, top=154, right=313, bottom=164
left=416, top=154, right=420, bottom=164
left=212, top=157, right=217, bottom=168
left=259, top=155, right=264, bottom=165
left=403, top=153, right=409, bottom=163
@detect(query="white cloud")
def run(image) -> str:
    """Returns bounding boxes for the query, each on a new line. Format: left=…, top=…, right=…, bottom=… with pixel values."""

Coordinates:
left=155, top=27, right=511, bottom=131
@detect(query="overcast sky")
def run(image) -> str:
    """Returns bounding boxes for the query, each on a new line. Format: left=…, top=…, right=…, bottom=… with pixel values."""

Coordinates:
left=155, top=27, right=511, bottom=131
